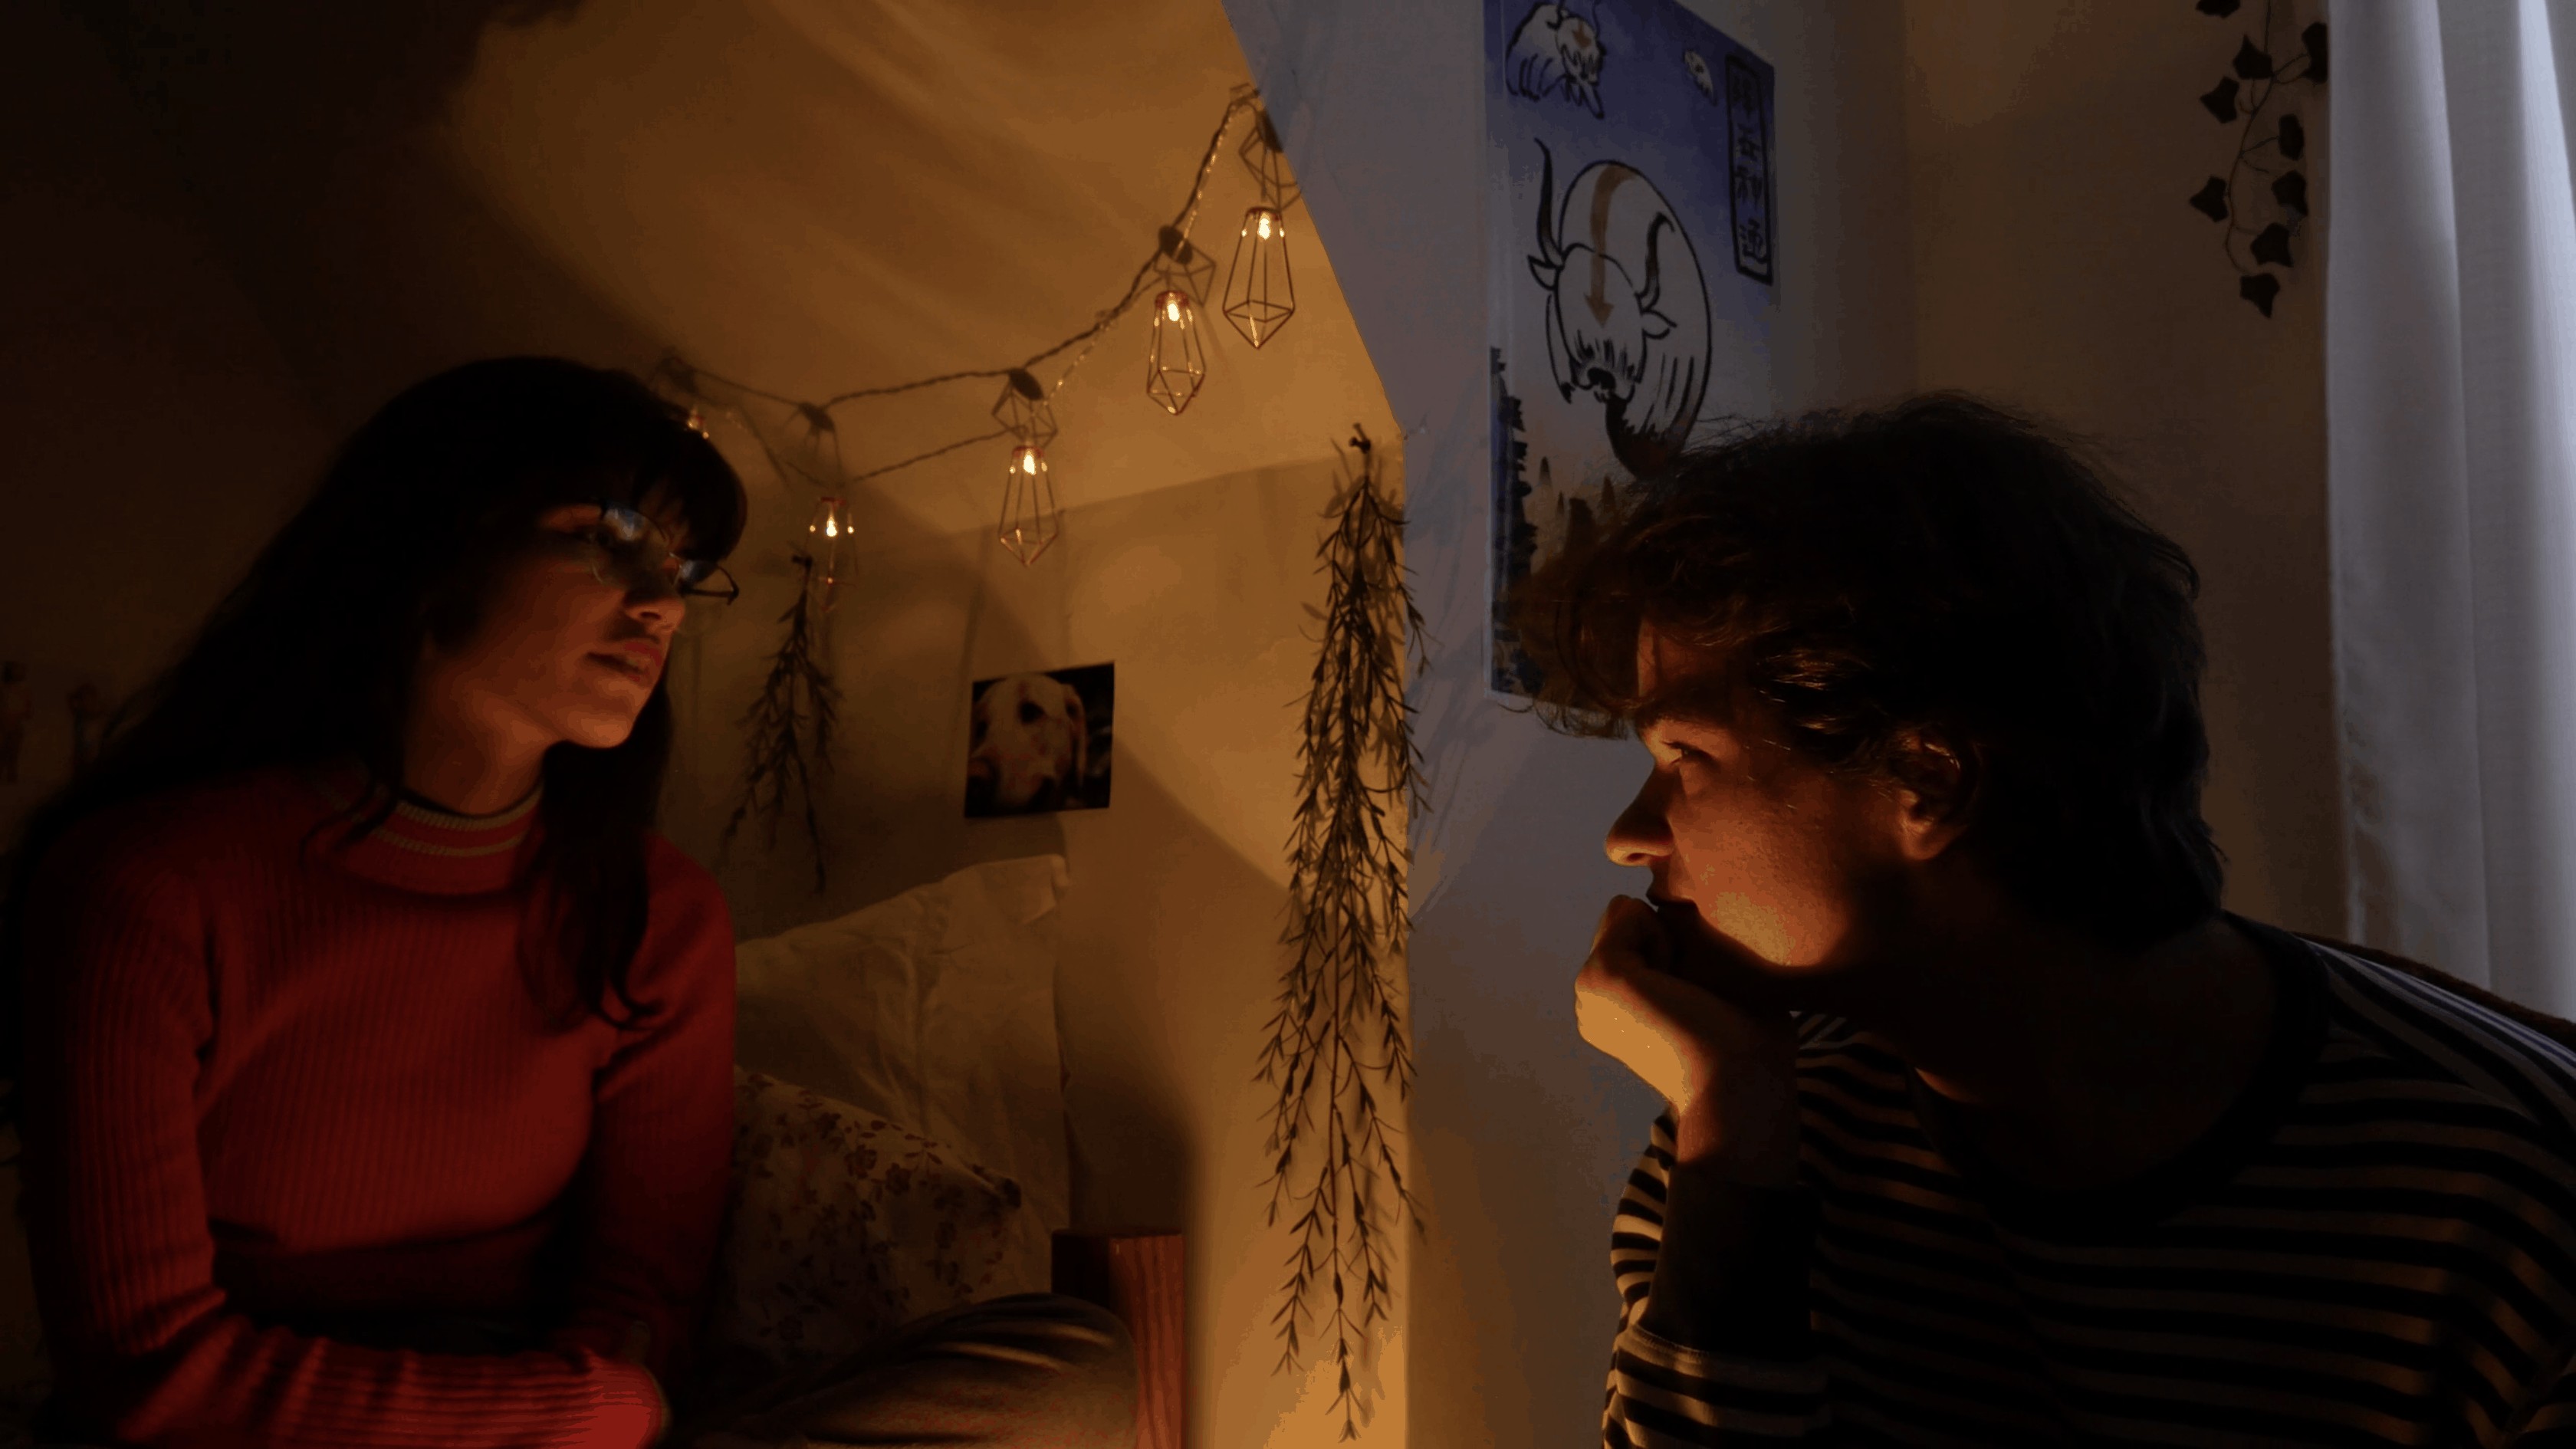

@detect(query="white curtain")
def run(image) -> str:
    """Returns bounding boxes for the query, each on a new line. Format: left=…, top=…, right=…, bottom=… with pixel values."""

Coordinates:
left=2329, top=0, right=2576, bottom=1011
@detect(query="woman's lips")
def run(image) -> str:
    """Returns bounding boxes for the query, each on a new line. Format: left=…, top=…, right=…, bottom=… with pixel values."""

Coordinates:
left=590, top=650, right=656, bottom=683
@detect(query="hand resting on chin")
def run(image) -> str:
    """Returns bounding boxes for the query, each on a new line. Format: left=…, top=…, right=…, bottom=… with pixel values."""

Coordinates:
left=1574, top=895, right=1800, bottom=1184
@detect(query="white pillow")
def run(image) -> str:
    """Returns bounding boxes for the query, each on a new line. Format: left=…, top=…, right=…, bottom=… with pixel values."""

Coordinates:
left=707, top=1070, right=1024, bottom=1372
left=731, top=856, right=1068, bottom=1295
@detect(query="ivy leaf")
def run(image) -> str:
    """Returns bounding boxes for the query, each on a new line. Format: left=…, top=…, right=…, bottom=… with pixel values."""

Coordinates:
left=2279, top=113, right=2306, bottom=159
left=2234, top=38, right=2276, bottom=80
left=2240, top=272, right=2282, bottom=317
left=2251, top=223, right=2295, bottom=268
left=2202, top=76, right=2242, bottom=122
left=2189, top=177, right=2231, bottom=222
left=2272, top=170, right=2309, bottom=214
left=2196, top=0, right=2241, bottom=13
left=2304, top=21, right=2330, bottom=83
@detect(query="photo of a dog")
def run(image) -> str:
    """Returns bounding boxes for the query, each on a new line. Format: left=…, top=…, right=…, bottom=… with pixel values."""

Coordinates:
left=964, top=663, right=1113, bottom=816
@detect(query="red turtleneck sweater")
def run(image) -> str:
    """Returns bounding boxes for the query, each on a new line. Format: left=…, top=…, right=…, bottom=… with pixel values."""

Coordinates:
left=16, top=767, right=736, bottom=1447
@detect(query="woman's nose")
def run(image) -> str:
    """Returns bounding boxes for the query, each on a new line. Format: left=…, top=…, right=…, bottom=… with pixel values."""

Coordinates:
left=626, top=586, right=683, bottom=632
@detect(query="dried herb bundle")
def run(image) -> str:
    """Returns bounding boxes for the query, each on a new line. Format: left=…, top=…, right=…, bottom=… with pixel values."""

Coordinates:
left=1259, top=425, right=1426, bottom=1439
left=718, top=553, right=839, bottom=892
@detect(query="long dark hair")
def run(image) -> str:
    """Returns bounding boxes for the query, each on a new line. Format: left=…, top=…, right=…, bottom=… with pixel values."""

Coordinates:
left=1516, top=393, right=2222, bottom=950
left=1, top=356, right=747, bottom=1122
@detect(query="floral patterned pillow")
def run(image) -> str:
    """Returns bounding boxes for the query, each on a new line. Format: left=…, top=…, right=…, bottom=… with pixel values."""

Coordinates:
left=705, top=1068, right=1028, bottom=1372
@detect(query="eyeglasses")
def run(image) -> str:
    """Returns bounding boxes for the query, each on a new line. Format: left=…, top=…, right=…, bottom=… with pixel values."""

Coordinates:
left=553, top=502, right=740, bottom=606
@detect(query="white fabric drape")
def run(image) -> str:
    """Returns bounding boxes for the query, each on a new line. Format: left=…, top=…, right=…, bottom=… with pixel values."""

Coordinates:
left=2329, top=0, right=2576, bottom=1010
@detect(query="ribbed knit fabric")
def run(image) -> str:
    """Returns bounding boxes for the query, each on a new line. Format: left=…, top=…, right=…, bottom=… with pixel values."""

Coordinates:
left=1598, top=918, right=2576, bottom=1446
left=17, top=765, right=737, bottom=1447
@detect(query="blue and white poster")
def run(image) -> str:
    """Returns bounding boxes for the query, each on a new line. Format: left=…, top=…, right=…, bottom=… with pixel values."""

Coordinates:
left=1487, top=1, right=1778, bottom=696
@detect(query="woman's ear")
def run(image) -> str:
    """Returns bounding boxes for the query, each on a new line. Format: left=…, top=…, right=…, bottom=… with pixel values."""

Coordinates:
left=1888, top=729, right=1979, bottom=862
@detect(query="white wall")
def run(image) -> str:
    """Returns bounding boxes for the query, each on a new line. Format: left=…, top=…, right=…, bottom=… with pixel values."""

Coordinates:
left=1904, top=0, right=2341, bottom=934
left=1221, top=4, right=1917, bottom=1444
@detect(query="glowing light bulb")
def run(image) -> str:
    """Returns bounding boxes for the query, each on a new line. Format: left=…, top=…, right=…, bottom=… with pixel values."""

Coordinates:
left=999, top=445, right=1060, bottom=565
left=1222, top=205, right=1296, bottom=349
left=806, top=496, right=852, bottom=600
left=1145, top=288, right=1208, bottom=416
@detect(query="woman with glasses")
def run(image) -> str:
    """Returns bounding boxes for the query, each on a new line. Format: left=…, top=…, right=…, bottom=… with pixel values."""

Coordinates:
left=2, top=359, right=1130, bottom=1447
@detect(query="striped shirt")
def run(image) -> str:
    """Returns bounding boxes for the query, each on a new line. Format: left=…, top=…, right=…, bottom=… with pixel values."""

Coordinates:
left=1602, top=919, right=2576, bottom=1446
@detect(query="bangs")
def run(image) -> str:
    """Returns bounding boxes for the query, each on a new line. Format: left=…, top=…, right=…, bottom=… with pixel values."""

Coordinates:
left=642, top=431, right=748, bottom=563
left=531, top=402, right=748, bottom=564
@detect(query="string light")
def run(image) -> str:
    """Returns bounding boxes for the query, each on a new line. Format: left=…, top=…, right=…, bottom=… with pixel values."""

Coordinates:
left=806, top=495, right=851, bottom=606
left=1224, top=110, right=1299, bottom=347
left=656, top=88, right=1300, bottom=567
left=1222, top=205, right=1296, bottom=348
left=1145, top=226, right=1214, bottom=414
left=999, top=445, right=1060, bottom=564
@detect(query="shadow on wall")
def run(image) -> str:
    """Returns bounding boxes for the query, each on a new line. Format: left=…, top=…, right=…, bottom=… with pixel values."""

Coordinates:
left=65, top=0, right=659, bottom=427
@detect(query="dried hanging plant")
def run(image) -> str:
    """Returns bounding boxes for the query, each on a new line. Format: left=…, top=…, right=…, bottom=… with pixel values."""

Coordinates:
left=1259, top=424, right=1427, bottom=1440
left=718, top=553, right=839, bottom=892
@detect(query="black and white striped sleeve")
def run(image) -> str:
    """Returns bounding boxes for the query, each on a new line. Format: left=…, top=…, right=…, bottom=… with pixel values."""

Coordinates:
left=1603, top=1114, right=1829, bottom=1447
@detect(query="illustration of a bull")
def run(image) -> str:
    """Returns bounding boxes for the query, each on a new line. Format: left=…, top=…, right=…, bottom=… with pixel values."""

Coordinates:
left=1526, top=142, right=1711, bottom=478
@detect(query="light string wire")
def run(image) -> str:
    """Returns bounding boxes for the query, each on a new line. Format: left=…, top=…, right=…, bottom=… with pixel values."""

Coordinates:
left=657, top=83, right=1272, bottom=490
left=679, top=82, right=1281, bottom=893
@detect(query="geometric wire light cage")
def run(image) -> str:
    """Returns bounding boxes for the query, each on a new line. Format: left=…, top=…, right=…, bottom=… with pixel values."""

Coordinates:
left=1222, top=204, right=1296, bottom=349
left=1146, top=288, right=1209, bottom=415
left=1145, top=225, right=1215, bottom=415
left=998, top=443, right=1061, bottom=565
left=1223, top=105, right=1298, bottom=348
left=806, top=494, right=851, bottom=605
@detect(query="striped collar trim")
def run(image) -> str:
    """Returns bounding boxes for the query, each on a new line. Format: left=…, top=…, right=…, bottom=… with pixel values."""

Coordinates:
left=306, top=767, right=540, bottom=860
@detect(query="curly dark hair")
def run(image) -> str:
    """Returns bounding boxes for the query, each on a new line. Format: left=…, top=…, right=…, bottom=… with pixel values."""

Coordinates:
left=1513, top=393, right=2223, bottom=950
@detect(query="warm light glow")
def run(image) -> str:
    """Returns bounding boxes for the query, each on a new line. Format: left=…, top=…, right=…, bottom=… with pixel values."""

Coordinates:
left=1145, top=289, right=1208, bottom=416
left=999, top=446, right=1060, bottom=565
left=806, top=496, right=851, bottom=600
left=1223, top=206, right=1296, bottom=349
